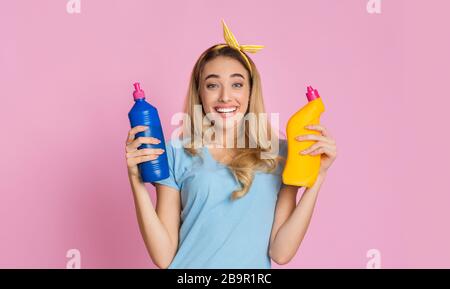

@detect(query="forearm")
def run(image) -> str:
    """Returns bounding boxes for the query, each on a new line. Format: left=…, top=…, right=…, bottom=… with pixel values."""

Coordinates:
left=270, top=172, right=326, bottom=264
left=128, top=173, right=176, bottom=268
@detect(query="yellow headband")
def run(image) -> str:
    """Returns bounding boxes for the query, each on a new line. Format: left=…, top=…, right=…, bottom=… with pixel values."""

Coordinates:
left=213, top=20, right=264, bottom=76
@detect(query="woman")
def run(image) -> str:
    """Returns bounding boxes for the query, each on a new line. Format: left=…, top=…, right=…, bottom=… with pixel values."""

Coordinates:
left=125, top=21, right=337, bottom=269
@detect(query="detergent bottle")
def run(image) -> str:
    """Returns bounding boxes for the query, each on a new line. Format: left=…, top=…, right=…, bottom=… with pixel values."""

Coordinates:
left=282, top=86, right=325, bottom=187
left=128, top=82, right=169, bottom=182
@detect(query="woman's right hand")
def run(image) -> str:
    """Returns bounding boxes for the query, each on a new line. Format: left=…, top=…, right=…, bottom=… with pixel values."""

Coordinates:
left=125, top=126, right=165, bottom=178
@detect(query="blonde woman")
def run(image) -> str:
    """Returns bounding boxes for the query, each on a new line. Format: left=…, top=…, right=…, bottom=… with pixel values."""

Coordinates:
left=125, top=21, right=337, bottom=269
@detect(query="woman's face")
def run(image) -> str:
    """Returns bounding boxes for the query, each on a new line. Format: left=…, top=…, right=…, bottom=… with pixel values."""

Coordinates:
left=199, top=56, right=250, bottom=132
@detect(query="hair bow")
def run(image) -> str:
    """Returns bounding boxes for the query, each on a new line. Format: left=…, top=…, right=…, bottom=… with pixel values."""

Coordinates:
left=213, top=20, right=264, bottom=76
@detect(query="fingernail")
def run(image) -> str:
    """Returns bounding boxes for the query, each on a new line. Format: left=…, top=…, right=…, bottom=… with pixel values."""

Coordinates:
left=300, top=150, right=307, bottom=155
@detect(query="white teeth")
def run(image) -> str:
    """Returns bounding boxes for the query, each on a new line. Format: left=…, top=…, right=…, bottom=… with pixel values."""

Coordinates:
left=215, top=107, right=237, bottom=113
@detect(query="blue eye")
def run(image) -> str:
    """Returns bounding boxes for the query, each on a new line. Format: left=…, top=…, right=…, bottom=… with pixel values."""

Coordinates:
left=233, top=83, right=243, bottom=88
left=207, top=84, right=218, bottom=89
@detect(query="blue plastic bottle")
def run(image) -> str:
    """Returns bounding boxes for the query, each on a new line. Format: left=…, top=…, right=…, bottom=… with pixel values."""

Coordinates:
left=128, top=82, right=169, bottom=182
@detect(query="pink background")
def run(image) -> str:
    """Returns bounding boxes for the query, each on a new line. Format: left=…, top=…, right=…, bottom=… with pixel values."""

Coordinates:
left=1, top=0, right=449, bottom=268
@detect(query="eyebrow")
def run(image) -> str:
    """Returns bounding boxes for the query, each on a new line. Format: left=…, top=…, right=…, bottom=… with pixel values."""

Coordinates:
left=204, top=73, right=245, bottom=81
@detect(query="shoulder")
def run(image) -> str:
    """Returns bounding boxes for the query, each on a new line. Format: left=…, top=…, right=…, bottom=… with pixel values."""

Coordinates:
left=165, top=136, right=185, bottom=151
left=164, top=136, right=199, bottom=162
left=257, top=137, right=287, bottom=176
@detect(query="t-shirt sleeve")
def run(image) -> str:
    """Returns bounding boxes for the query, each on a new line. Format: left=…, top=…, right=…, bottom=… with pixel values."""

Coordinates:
left=151, top=140, right=180, bottom=191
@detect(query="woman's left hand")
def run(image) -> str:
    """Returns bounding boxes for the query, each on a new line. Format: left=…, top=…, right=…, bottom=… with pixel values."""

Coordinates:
left=295, top=124, right=337, bottom=175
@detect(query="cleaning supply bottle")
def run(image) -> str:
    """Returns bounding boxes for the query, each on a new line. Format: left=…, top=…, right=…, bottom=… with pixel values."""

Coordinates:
left=128, top=82, right=169, bottom=182
left=282, top=85, right=325, bottom=188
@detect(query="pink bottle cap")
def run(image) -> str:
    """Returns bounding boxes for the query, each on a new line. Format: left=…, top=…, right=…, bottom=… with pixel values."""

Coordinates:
left=306, top=85, right=320, bottom=102
left=133, top=82, right=145, bottom=100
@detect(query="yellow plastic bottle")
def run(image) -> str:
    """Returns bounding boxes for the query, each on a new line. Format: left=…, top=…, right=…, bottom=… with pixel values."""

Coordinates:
left=282, top=86, right=325, bottom=188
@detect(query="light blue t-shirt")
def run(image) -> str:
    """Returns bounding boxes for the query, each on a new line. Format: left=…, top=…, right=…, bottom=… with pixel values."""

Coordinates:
left=152, top=138, right=287, bottom=269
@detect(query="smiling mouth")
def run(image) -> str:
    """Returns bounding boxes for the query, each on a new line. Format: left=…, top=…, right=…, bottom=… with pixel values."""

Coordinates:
left=214, top=106, right=238, bottom=118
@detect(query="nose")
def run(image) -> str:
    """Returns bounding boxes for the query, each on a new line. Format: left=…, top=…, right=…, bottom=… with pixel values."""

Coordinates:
left=218, top=88, right=232, bottom=103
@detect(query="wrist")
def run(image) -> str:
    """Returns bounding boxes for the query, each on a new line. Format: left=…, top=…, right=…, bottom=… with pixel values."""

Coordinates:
left=318, top=169, right=328, bottom=178
left=314, top=171, right=327, bottom=186
left=128, top=170, right=143, bottom=183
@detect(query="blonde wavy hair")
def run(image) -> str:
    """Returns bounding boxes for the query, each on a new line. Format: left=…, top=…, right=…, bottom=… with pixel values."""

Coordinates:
left=179, top=44, right=284, bottom=200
